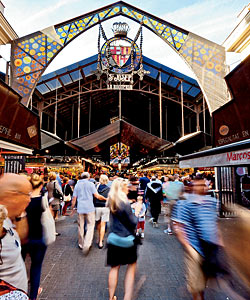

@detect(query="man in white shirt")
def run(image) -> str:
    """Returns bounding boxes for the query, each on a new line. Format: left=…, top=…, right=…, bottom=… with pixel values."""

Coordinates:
left=71, top=172, right=107, bottom=255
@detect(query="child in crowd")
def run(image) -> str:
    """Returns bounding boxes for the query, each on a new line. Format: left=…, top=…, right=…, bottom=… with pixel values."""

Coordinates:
left=131, top=196, right=146, bottom=238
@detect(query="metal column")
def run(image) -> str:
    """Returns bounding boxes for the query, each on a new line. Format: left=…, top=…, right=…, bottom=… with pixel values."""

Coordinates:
left=5, top=61, right=9, bottom=85
left=149, top=98, right=151, bottom=134
left=165, top=104, right=168, bottom=140
left=54, top=80, right=58, bottom=135
left=38, top=102, right=43, bottom=129
left=89, top=96, right=92, bottom=133
left=196, top=106, right=200, bottom=131
left=159, top=71, right=162, bottom=139
left=77, top=78, right=81, bottom=138
left=203, top=96, right=206, bottom=133
left=71, top=103, right=74, bottom=139
left=119, top=89, right=122, bottom=120
left=181, top=81, right=184, bottom=137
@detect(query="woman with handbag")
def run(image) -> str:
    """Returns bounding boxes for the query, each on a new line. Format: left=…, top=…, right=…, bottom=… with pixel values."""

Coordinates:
left=62, top=177, right=73, bottom=216
left=106, top=178, right=140, bottom=300
left=46, top=172, right=63, bottom=221
left=21, top=174, right=47, bottom=300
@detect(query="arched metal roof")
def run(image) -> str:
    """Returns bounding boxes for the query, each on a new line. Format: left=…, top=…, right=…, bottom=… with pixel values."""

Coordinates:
left=36, top=54, right=201, bottom=99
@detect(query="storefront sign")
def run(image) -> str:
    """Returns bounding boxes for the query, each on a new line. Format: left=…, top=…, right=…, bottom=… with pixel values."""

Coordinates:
left=0, top=81, right=40, bottom=149
left=108, top=74, right=132, bottom=82
left=213, top=55, right=250, bottom=147
left=217, top=131, right=249, bottom=146
left=179, top=148, right=250, bottom=168
left=107, top=84, right=132, bottom=90
left=158, top=157, right=178, bottom=164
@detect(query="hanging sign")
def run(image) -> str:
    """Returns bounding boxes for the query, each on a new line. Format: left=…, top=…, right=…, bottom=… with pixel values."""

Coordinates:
left=96, top=22, right=150, bottom=89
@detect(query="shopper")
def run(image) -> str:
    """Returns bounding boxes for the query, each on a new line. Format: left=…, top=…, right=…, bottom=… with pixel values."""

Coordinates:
left=47, top=172, right=63, bottom=221
left=131, top=195, right=146, bottom=238
left=127, top=176, right=139, bottom=203
left=145, top=176, right=163, bottom=227
left=0, top=173, right=32, bottom=293
left=171, top=176, right=234, bottom=300
left=62, top=177, right=73, bottom=215
left=164, top=174, right=184, bottom=234
left=94, top=174, right=110, bottom=249
left=70, top=172, right=107, bottom=255
left=106, top=178, right=140, bottom=300
left=22, top=174, right=47, bottom=300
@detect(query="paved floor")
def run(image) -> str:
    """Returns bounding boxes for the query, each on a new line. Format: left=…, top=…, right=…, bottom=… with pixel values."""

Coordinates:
left=36, top=214, right=245, bottom=300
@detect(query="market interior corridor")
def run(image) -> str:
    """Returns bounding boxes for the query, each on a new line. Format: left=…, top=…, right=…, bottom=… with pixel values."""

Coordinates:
left=33, top=213, right=233, bottom=300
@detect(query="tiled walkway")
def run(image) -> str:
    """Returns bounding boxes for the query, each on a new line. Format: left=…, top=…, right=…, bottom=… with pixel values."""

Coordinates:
left=37, top=214, right=245, bottom=300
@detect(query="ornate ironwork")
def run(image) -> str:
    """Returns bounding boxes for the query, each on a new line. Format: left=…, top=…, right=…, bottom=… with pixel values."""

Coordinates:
left=10, top=1, right=228, bottom=112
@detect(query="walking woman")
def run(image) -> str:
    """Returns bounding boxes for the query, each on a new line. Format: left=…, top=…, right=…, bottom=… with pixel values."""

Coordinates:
left=46, top=172, right=62, bottom=220
left=62, top=177, right=73, bottom=216
left=106, top=178, right=140, bottom=300
left=22, top=174, right=47, bottom=300
left=94, top=174, right=110, bottom=249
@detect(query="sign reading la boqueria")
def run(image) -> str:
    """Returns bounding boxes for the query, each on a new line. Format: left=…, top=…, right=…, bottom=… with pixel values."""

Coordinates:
left=95, top=22, right=149, bottom=89
left=179, top=148, right=250, bottom=169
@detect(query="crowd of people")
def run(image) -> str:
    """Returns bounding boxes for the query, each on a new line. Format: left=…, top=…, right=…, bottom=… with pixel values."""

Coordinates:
left=0, top=169, right=249, bottom=300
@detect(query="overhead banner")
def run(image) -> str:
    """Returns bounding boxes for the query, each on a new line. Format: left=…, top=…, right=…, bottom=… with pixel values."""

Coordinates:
left=179, top=148, right=250, bottom=168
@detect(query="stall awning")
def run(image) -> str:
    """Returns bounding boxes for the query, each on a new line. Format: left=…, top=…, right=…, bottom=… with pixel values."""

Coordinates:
left=41, top=129, right=63, bottom=149
left=179, top=138, right=250, bottom=168
left=70, top=120, right=172, bottom=153
left=0, top=139, right=33, bottom=154
left=175, top=131, right=202, bottom=144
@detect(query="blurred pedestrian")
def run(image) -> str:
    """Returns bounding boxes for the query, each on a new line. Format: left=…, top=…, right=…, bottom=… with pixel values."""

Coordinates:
left=171, top=176, right=239, bottom=300
left=22, top=174, right=47, bottom=300
left=164, top=174, right=184, bottom=234
left=0, top=173, right=32, bottom=293
left=106, top=178, right=140, bottom=300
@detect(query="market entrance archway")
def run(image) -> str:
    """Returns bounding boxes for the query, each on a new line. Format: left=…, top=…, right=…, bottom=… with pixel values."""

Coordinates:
left=11, top=1, right=228, bottom=112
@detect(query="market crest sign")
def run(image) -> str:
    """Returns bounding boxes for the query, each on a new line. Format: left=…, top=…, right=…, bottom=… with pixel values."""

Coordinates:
left=96, top=22, right=149, bottom=90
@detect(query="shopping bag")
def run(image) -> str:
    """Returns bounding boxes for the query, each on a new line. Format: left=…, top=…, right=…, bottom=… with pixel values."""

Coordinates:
left=41, top=194, right=56, bottom=245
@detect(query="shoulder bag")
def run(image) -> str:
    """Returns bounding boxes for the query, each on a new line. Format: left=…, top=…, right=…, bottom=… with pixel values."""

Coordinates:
left=107, top=210, right=140, bottom=248
left=41, top=194, right=56, bottom=245
left=63, top=184, right=71, bottom=202
left=53, top=182, right=63, bottom=201
left=107, top=232, right=135, bottom=248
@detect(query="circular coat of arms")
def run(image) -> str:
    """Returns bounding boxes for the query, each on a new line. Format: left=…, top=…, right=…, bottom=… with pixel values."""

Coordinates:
left=101, top=36, right=141, bottom=74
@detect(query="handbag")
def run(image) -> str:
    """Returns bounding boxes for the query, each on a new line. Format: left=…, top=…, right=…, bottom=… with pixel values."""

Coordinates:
left=63, top=184, right=71, bottom=202
left=64, top=194, right=71, bottom=202
left=41, top=194, right=56, bottom=245
left=53, top=182, right=63, bottom=201
left=107, top=232, right=135, bottom=248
